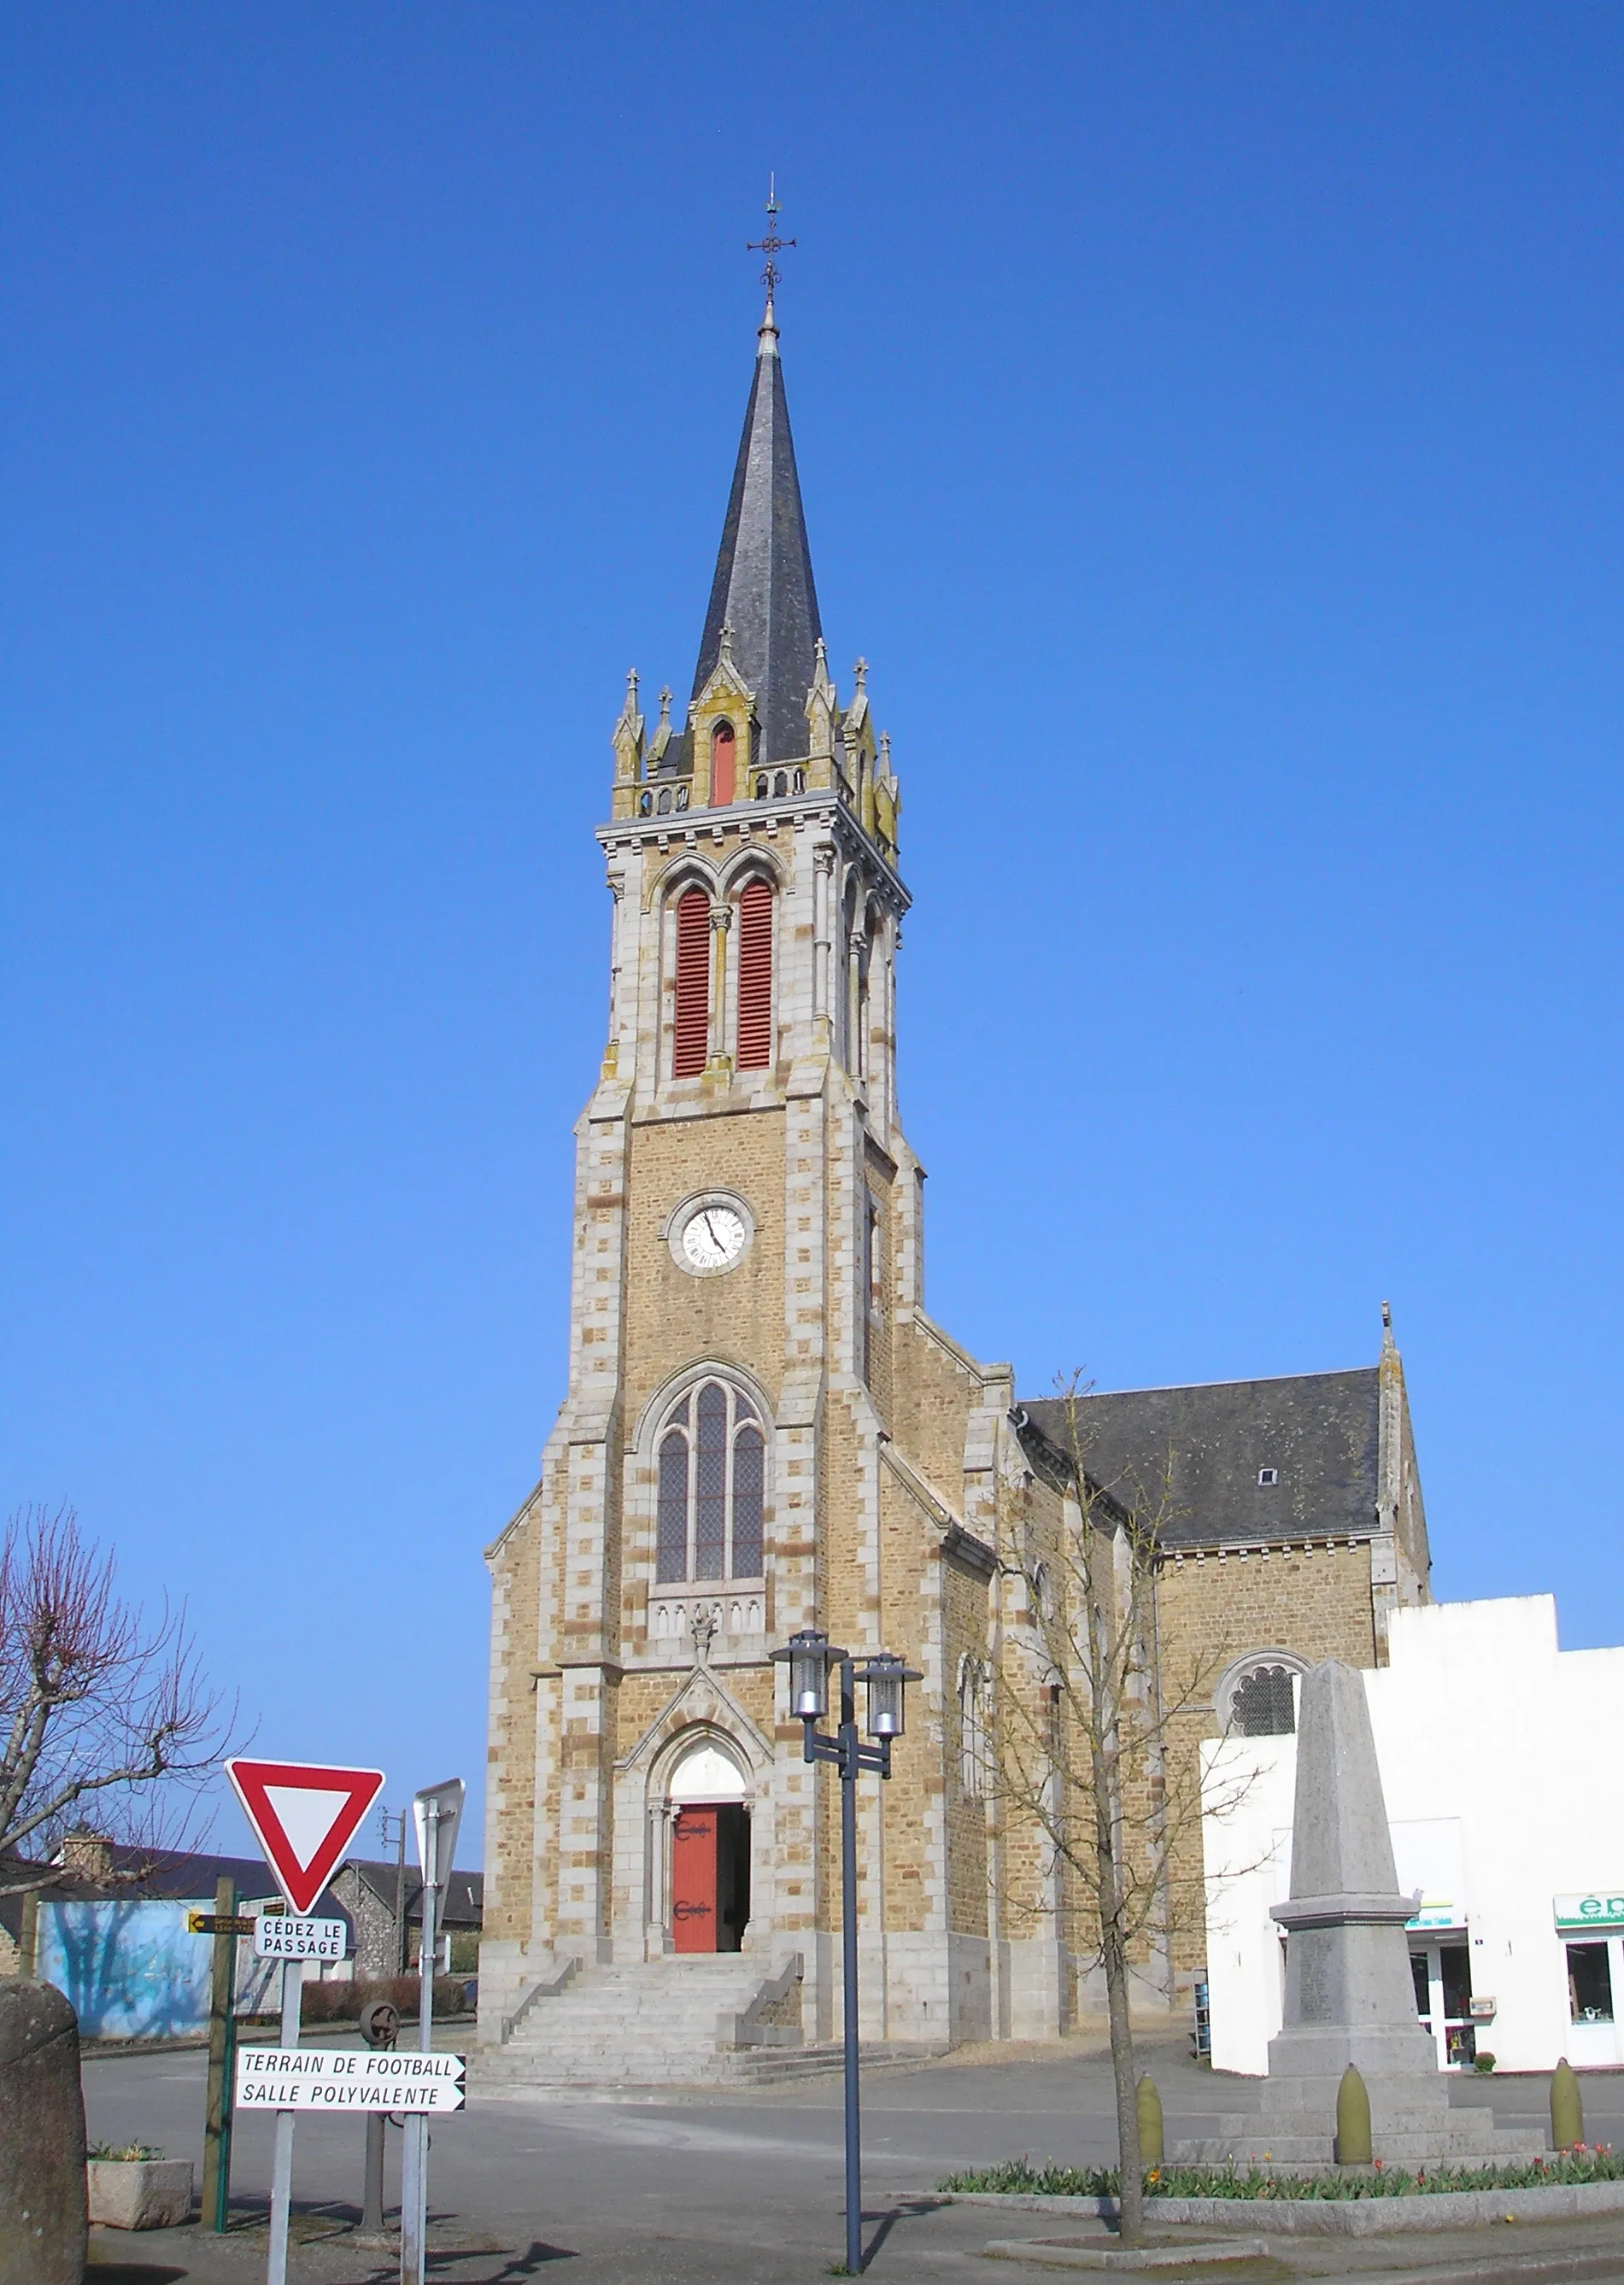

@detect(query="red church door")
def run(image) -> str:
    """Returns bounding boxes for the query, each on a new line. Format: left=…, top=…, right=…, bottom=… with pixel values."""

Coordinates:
left=670, top=1806, right=719, bottom=1953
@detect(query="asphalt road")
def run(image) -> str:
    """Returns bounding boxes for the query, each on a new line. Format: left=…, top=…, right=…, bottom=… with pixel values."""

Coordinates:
left=81, top=2034, right=1624, bottom=2284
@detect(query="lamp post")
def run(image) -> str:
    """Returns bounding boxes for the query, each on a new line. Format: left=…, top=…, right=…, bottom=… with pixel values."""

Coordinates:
left=772, top=1629, right=919, bottom=2276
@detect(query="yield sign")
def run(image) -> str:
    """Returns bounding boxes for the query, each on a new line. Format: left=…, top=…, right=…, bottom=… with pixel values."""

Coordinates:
left=226, top=1757, right=385, bottom=1916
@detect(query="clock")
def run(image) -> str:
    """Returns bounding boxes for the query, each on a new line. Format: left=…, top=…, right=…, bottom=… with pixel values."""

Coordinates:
left=671, top=1194, right=753, bottom=1275
left=682, top=1204, right=748, bottom=1271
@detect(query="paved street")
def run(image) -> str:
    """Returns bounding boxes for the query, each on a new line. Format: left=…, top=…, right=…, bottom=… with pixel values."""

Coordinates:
left=81, top=2034, right=1624, bottom=2282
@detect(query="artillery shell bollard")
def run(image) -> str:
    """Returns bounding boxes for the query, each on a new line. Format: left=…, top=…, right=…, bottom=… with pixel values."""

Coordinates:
left=1551, top=2056, right=1584, bottom=2150
left=1136, top=2073, right=1164, bottom=2168
left=1334, top=2063, right=1372, bottom=2165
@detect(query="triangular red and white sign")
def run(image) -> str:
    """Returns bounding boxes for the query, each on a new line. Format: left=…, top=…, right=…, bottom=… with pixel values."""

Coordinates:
left=226, top=1757, right=385, bottom=1916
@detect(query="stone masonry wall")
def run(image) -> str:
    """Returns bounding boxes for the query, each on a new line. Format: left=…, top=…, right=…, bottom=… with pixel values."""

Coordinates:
left=1154, top=1540, right=1378, bottom=1983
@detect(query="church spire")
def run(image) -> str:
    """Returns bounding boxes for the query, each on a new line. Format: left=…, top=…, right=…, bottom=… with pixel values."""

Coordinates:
left=690, top=231, right=823, bottom=768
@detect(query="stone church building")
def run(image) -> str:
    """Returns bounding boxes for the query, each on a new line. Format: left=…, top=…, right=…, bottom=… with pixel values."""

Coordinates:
left=478, top=295, right=1433, bottom=2078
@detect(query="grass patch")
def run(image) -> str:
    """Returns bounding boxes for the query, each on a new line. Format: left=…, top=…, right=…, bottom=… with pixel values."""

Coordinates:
left=939, top=2150, right=1624, bottom=2200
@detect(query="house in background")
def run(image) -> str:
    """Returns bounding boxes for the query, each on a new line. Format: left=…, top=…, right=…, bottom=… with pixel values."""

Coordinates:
left=329, top=1858, right=484, bottom=1979
left=1, top=1831, right=484, bottom=2039
left=8, top=1840, right=295, bottom=2038
left=6, top=1837, right=337, bottom=2036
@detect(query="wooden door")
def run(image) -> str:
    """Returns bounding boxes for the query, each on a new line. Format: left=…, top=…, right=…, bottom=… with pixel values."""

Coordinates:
left=670, top=1806, right=719, bottom=1953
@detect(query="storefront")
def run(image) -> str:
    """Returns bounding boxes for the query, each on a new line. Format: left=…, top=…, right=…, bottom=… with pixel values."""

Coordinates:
left=1554, top=1893, right=1624, bottom=2068
left=1199, top=1595, right=1624, bottom=2077
left=1408, top=1927, right=1477, bottom=2070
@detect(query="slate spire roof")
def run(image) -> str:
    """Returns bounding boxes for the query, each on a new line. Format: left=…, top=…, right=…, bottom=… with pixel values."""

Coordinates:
left=690, top=300, right=824, bottom=768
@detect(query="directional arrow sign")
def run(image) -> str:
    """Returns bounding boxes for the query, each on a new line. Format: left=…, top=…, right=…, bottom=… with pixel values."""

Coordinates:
left=226, top=1758, right=384, bottom=1917
left=236, top=2048, right=465, bottom=2112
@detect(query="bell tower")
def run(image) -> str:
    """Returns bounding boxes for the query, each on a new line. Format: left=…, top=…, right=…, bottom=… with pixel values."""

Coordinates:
left=481, top=275, right=1021, bottom=2065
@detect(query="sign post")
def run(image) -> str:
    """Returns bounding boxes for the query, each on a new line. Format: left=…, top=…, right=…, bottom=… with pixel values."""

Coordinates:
left=200, top=1874, right=240, bottom=2232
left=401, top=1778, right=464, bottom=2285
left=358, top=1999, right=402, bottom=2242
left=265, top=1952, right=302, bottom=2285
left=226, top=1757, right=385, bottom=2285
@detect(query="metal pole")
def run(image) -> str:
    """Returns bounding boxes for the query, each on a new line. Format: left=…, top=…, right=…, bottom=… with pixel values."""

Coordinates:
left=265, top=1954, right=302, bottom=2285
left=361, top=2115, right=386, bottom=2237
left=394, top=1809, right=407, bottom=1978
left=401, top=1808, right=437, bottom=2285
left=839, top=1659, right=863, bottom=2276
left=202, top=1875, right=237, bottom=2232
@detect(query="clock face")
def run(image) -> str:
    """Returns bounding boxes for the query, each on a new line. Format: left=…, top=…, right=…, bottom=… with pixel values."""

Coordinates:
left=680, top=1203, right=748, bottom=1272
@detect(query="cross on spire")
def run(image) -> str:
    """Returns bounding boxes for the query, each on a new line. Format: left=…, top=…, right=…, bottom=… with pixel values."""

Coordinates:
left=748, top=175, right=796, bottom=305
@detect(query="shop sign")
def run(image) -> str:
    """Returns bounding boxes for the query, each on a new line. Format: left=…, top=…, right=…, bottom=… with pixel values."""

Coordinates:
left=1554, top=1891, right=1624, bottom=1931
left=1405, top=1898, right=1463, bottom=1931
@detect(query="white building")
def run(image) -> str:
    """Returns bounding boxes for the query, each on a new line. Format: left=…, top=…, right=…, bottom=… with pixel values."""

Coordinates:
left=1202, top=1595, right=1624, bottom=2077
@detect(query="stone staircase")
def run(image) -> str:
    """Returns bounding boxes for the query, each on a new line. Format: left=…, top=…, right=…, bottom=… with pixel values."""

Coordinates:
left=475, top=1954, right=797, bottom=2092
left=472, top=1954, right=945, bottom=2095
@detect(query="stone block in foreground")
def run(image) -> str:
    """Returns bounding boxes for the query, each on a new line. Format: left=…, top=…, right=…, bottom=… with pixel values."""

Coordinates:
left=0, top=1977, right=87, bottom=2285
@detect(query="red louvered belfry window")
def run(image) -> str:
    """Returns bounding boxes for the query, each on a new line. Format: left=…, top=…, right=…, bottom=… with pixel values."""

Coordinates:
left=673, top=888, right=711, bottom=1077
left=711, top=722, right=736, bottom=806
left=736, top=877, right=773, bottom=1070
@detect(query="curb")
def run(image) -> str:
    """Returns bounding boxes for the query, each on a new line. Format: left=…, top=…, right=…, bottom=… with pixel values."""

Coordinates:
left=951, top=2180, right=1624, bottom=2237
left=983, top=2236, right=1268, bottom=2273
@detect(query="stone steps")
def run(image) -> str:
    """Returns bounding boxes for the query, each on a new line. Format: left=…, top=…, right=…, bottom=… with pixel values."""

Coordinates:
left=473, top=1955, right=789, bottom=2090
left=474, top=2037, right=945, bottom=2095
left=470, top=1954, right=950, bottom=2094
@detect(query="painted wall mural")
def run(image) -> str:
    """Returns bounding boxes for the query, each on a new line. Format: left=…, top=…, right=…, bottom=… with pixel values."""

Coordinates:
left=38, top=1898, right=214, bottom=2040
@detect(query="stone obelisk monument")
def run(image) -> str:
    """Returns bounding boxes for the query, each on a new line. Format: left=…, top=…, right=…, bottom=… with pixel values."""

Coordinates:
left=1176, top=1661, right=1543, bottom=2165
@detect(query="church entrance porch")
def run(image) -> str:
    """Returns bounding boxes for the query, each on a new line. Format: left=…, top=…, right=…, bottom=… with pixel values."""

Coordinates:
left=664, top=1738, right=752, bottom=1956
left=671, top=1802, right=751, bottom=1953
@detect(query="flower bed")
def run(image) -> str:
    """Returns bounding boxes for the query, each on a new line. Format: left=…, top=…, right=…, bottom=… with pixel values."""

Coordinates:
left=939, top=2147, right=1624, bottom=2200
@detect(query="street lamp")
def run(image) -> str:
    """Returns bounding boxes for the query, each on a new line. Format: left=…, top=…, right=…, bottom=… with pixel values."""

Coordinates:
left=772, top=1630, right=920, bottom=2275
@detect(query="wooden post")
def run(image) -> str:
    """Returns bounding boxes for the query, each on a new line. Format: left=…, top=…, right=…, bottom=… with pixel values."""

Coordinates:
left=202, top=1875, right=238, bottom=2231
left=18, top=1889, right=38, bottom=1978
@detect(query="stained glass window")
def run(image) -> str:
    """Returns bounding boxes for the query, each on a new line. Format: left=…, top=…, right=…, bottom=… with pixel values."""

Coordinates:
left=652, top=1380, right=767, bottom=1585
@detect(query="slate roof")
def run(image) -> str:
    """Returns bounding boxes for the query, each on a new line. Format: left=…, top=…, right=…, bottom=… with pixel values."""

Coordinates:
left=22, top=1848, right=290, bottom=1904
left=1018, top=1368, right=1382, bottom=1553
left=338, top=1857, right=484, bottom=1931
left=0, top=1845, right=350, bottom=1942
left=690, top=306, right=823, bottom=767
left=12, top=1845, right=481, bottom=1919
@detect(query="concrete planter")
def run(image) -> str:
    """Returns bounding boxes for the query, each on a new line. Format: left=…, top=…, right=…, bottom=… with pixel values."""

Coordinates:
left=86, top=2158, right=193, bottom=2230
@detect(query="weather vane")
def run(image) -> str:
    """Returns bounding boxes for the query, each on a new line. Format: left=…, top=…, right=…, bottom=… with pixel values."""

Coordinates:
left=748, top=174, right=796, bottom=301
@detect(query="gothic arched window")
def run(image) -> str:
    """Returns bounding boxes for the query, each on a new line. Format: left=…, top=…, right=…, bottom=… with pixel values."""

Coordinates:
left=1222, top=1656, right=1302, bottom=1737
left=958, top=1655, right=992, bottom=1801
left=736, top=876, right=773, bottom=1070
left=672, top=887, right=711, bottom=1077
left=654, top=1380, right=766, bottom=1584
left=710, top=721, right=736, bottom=806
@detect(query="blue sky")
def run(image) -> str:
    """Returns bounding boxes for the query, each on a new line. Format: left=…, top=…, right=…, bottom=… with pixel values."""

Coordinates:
left=4, top=4, right=1621, bottom=1868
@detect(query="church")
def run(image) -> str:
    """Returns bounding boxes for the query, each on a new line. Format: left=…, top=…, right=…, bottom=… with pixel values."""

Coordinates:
left=477, top=284, right=1434, bottom=2082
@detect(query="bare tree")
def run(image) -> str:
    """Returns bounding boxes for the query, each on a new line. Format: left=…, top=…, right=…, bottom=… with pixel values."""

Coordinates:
left=0, top=1503, right=241, bottom=1893
left=988, top=1377, right=1247, bottom=2247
